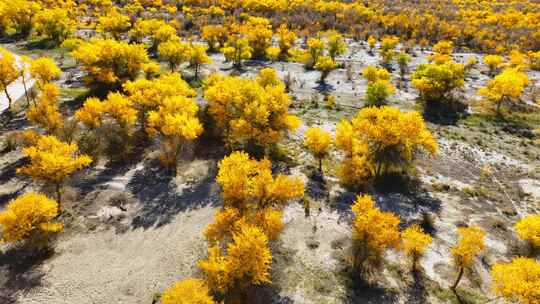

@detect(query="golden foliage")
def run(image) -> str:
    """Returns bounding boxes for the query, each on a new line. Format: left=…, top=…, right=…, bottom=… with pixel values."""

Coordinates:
left=335, top=106, right=437, bottom=185
left=216, top=151, right=304, bottom=211
left=146, top=96, right=203, bottom=167
left=75, top=97, right=105, bottom=130
left=72, top=39, right=151, bottom=87
left=515, top=214, right=540, bottom=248
left=0, top=47, right=20, bottom=108
left=29, top=57, right=61, bottom=87
left=304, top=127, right=332, bottom=160
left=17, top=135, right=92, bottom=186
left=158, top=40, right=191, bottom=71
left=199, top=224, right=272, bottom=294
left=27, top=83, right=64, bottom=135
left=412, top=61, right=465, bottom=102
left=351, top=194, right=400, bottom=268
left=401, top=224, right=433, bottom=268
left=491, top=257, right=540, bottom=304
left=161, top=278, right=216, bottom=304
left=0, top=192, right=63, bottom=244
left=478, top=68, right=530, bottom=114
left=124, top=72, right=196, bottom=111
left=32, top=7, right=75, bottom=44
left=451, top=226, right=486, bottom=269
left=96, top=8, right=131, bottom=39
left=204, top=68, right=300, bottom=150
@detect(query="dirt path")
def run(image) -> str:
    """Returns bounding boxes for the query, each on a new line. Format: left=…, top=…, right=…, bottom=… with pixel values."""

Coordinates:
left=0, top=53, right=34, bottom=113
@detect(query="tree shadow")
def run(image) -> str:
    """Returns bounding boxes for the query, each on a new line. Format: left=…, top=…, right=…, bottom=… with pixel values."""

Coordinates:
left=406, top=271, right=428, bottom=304
left=422, top=99, right=468, bottom=126
left=0, top=247, right=53, bottom=304
left=0, top=156, right=27, bottom=185
left=127, top=158, right=221, bottom=229
left=343, top=271, right=399, bottom=304
left=314, top=82, right=335, bottom=94
left=331, top=179, right=441, bottom=226
left=0, top=110, right=28, bottom=132
left=306, top=170, right=329, bottom=200
left=243, top=285, right=295, bottom=304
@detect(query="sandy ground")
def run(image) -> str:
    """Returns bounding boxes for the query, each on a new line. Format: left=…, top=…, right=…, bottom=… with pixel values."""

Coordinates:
left=12, top=206, right=215, bottom=304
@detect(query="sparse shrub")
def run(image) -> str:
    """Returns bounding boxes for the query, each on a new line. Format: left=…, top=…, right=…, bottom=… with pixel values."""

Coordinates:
left=350, top=194, right=400, bottom=274
left=304, top=127, right=332, bottom=173
left=491, top=257, right=540, bottom=304
left=0, top=192, right=63, bottom=248
left=450, top=226, right=486, bottom=292
left=161, top=278, right=216, bottom=304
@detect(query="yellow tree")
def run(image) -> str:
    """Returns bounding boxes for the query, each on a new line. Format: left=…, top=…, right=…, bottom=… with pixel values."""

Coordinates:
left=96, top=8, right=131, bottom=40
left=380, top=36, right=399, bottom=67
left=365, top=79, right=396, bottom=106
left=478, top=68, right=529, bottom=115
left=514, top=214, right=540, bottom=249
left=215, top=151, right=304, bottom=213
left=17, top=135, right=92, bottom=206
left=129, top=19, right=178, bottom=51
left=188, top=44, right=212, bottom=79
left=201, top=24, right=227, bottom=52
left=401, top=224, right=433, bottom=272
left=450, top=226, right=486, bottom=292
left=239, top=17, right=273, bottom=60
left=0, top=0, right=41, bottom=38
left=491, top=257, right=540, bottom=304
left=362, top=66, right=391, bottom=83
left=483, top=55, right=504, bottom=76
left=304, top=37, right=325, bottom=69
left=396, top=52, right=412, bottom=79
left=367, top=36, right=377, bottom=54
left=146, top=96, right=203, bottom=168
left=221, top=35, right=252, bottom=68
left=0, top=47, right=20, bottom=110
left=0, top=192, right=63, bottom=247
left=276, top=24, right=297, bottom=61
left=428, top=40, right=453, bottom=64
left=326, top=31, right=347, bottom=60
left=205, top=151, right=304, bottom=244
left=72, top=39, right=151, bottom=88
left=314, top=55, right=338, bottom=83
left=27, top=83, right=64, bottom=135
left=199, top=224, right=272, bottom=301
left=351, top=194, right=401, bottom=272
left=335, top=106, right=437, bottom=184
left=161, top=278, right=216, bottom=304
left=303, top=127, right=332, bottom=172
left=102, top=92, right=138, bottom=151
left=412, top=61, right=465, bottom=109
left=32, top=8, right=75, bottom=45
left=29, top=57, right=61, bottom=87
left=204, top=68, right=300, bottom=153
left=158, top=40, right=191, bottom=72
left=124, top=72, right=196, bottom=128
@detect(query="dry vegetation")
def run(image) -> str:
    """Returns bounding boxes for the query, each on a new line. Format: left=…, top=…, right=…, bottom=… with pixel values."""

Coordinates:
left=0, top=0, right=540, bottom=303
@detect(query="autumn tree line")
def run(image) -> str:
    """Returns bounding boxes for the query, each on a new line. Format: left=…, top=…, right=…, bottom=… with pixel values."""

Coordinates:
left=0, top=0, right=539, bottom=303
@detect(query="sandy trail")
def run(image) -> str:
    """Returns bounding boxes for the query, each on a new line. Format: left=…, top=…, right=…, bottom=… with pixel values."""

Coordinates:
left=0, top=53, right=35, bottom=112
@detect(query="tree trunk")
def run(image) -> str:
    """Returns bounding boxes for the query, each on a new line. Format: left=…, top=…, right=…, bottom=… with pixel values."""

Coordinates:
left=451, top=266, right=464, bottom=291
left=4, top=88, right=13, bottom=110
left=21, top=74, right=30, bottom=107
left=55, top=183, right=63, bottom=211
